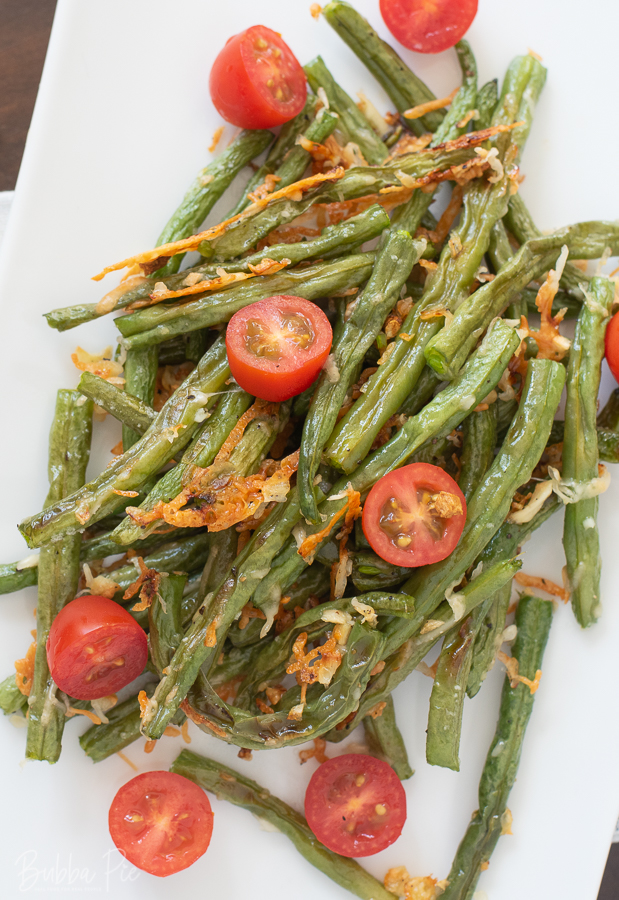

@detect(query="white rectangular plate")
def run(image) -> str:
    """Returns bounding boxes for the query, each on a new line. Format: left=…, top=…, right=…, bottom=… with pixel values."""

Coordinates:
left=1, top=1, right=618, bottom=897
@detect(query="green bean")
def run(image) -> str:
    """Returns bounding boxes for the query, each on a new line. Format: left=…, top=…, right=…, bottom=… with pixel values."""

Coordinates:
left=597, top=387, right=619, bottom=430
left=185, top=621, right=385, bottom=750
left=227, top=93, right=317, bottom=217
left=466, top=490, right=562, bottom=699
left=143, top=321, right=518, bottom=738
left=562, top=275, right=613, bottom=627
left=495, top=397, right=518, bottom=444
left=157, top=333, right=203, bottom=366
left=0, top=558, right=39, bottom=595
left=252, top=320, right=520, bottom=623
left=426, top=408, right=499, bottom=770
left=153, top=128, right=272, bottom=277
left=272, top=109, right=339, bottom=187
left=487, top=220, right=514, bottom=274
left=321, top=1, right=445, bottom=135
left=330, top=359, right=564, bottom=738
left=149, top=574, right=187, bottom=675
left=45, top=206, right=390, bottom=333
left=598, top=430, right=619, bottom=462
left=363, top=695, right=413, bottom=780
left=426, top=612, right=478, bottom=771
left=505, top=192, right=587, bottom=299
left=196, top=528, right=239, bottom=607
left=26, top=391, right=93, bottom=763
left=0, top=525, right=208, bottom=598
left=398, top=361, right=564, bottom=646
left=397, top=366, right=442, bottom=417
left=441, top=596, right=553, bottom=900
left=202, top=141, right=488, bottom=263
left=351, top=550, right=409, bottom=593
left=77, top=685, right=178, bottom=763
left=19, top=337, right=230, bottom=548
left=236, top=591, right=415, bottom=710
left=77, top=371, right=155, bottom=435
left=0, top=674, right=28, bottom=715
left=79, top=693, right=144, bottom=762
left=548, top=419, right=619, bottom=464
left=476, top=79, right=499, bottom=130
left=104, top=533, right=211, bottom=599
left=304, top=57, right=388, bottom=164
left=117, top=254, right=376, bottom=348
left=171, top=750, right=397, bottom=900
left=110, top=387, right=252, bottom=545
left=426, top=221, right=619, bottom=379
left=122, top=347, right=158, bottom=449
left=458, top=408, right=497, bottom=502
left=299, top=231, right=422, bottom=522
left=327, top=55, right=544, bottom=468
left=327, top=556, right=522, bottom=749
left=386, top=40, right=478, bottom=237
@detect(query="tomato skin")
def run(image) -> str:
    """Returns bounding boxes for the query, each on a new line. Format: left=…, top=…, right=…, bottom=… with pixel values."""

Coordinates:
left=226, top=294, right=332, bottom=401
left=605, top=311, right=619, bottom=382
left=304, top=754, right=406, bottom=857
left=379, top=0, right=478, bottom=53
left=209, top=25, right=307, bottom=129
left=362, top=462, right=466, bottom=567
left=109, top=771, right=214, bottom=877
left=46, top=595, right=148, bottom=700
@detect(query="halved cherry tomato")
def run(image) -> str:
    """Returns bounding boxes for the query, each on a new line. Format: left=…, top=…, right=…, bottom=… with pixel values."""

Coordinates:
left=46, top=595, right=147, bottom=700
left=379, top=0, right=478, bottom=54
left=605, top=311, right=619, bottom=383
left=226, top=294, right=332, bottom=401
left=209, top=25, right=307, bottom=129
left=304, top=754, right=406, bottom=857
left=362, top=462, right=466, bottom=567
left=109, top=771, right=214, bottom=877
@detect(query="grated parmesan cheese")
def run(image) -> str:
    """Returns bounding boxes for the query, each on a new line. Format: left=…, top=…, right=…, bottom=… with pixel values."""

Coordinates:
left=351, top=598, right=378, bottom=627
left=508, top=479, right=554, bottom=524
left=500, top=624, right=518, bottom=643
left=322, top=354, right=340, bottom=383
left=15, top=554, right=39, bottom=571
left=322, top=609, right=354, bottom=626
left=474, top=146, right=504, bottom=183
left=548, top=464, right=610, bottom=504
left=460, top=394, right=477, bottom=411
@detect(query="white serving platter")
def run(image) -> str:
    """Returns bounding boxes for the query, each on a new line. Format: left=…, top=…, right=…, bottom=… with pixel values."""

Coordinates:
left=1, top=1, right=618, bottom=897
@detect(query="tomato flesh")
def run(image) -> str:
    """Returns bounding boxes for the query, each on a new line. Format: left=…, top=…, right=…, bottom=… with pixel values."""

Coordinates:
left=226, top=294, right=332, bottom=401
left=379, top=0, right=478, bottom=53
left=305, top=754, right=406, bottom=857
left=605, top=310, right=619, bottom=383
left=46, top=595, right=148, bottom=700
left=109, top=771, right=213, bottom=877
left=209, top=25, right=307, bottom=129
left=362, top=462, right=466, bottom=567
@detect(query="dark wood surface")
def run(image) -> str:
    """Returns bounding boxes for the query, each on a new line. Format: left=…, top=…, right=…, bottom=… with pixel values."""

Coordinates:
left=0, top=2, right=617, bottom=897
left=0, top=0, right=57, bottom=190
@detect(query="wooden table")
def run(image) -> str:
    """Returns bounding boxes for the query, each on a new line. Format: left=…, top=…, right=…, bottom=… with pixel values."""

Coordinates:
left=0, top=1, right=617, bottom=896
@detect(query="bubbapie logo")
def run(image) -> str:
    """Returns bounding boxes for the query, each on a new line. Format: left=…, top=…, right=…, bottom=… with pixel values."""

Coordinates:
left=14, top=848, right=140, bottom=893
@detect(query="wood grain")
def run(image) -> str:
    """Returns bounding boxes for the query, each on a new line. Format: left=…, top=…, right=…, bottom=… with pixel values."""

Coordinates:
left=0, top=0, right=57, bottom=190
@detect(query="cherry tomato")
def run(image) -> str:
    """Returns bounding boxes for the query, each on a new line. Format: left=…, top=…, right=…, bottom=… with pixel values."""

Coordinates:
left=226, top=294, right=332, bottom=401
left=209, top=25, right=307, bottom=129
left=46, top=595, right=148, bottom=700
left=605, top=311, right=619, bottom=382
left=379, top=0, right=478, bottom=54
left=304, top=754, right=406, bottom=857
left=362, top=462, right=466, bottom=567
left=109, top=771, right=214, bottom=877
